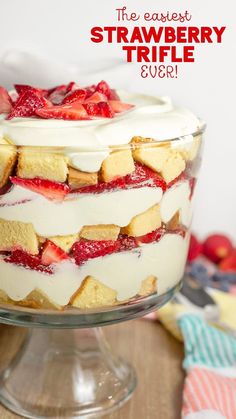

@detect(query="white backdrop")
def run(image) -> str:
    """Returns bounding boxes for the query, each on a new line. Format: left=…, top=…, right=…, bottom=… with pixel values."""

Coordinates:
left=0, top=0, right=235, bottom=239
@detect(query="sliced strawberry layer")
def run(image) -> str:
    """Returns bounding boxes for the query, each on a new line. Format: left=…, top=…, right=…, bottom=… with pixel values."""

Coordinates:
left=41, top=240, right=69, bottom=265
left=72, top=163, right=167, bottom=194
left=70, top=177, right=126, bottom=194
left=36, top=102, right=88, bottom=120
left=125, top=163, right=167, bottom=190
left=7, top=88, right=48, bottom=119
left=118, top=235, right=137, bottom=251
left=137, top=228, right=166, bottom=244
left=72, top=240, right=120, bottom=265
left=5, top=250, right=53, bottom=274
left=0, top=87, right=12, bottom=114
left=10, top=177, right=69, bottom=201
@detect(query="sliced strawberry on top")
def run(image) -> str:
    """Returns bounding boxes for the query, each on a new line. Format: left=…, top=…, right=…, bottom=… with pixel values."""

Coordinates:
left=0, top=86, right=12, bottom=114
left=10, top=177, right=69, bottom=201
left=66, top=82, right=80, bottom=93
left=110, top=89, right=120, bottom=100
left=109, top=100, right=134, bottom=113
left=72, top=239, right=120, bottom=265
left=4, top=249, right=53, bottom=274
left=62, top=89, right=86, bottom=105
left=47, top=84, right=67, bottom=105
left=41, top=240, right=69, bottom=265
left=84, top=84, right=96, bottom=99
left=95, top=80, right=112, bottom=99
left=84, top=92, right=108, bottom=104
left=14, top=84, right=48, bottom=97
left=36, top=102, right=89, bottom=120
left=7, top=88, right=48, bottom=119
left=83, top=101, right=114, bottom=118
left=125, top=163, right=167, bottom=191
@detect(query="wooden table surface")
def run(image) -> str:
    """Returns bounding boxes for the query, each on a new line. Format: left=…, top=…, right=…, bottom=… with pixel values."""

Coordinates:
left=0, top=319, right=185, bottom=419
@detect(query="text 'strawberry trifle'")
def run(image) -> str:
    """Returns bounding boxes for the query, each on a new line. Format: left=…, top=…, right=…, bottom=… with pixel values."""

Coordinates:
left=0, top=81, right=204, bottom=311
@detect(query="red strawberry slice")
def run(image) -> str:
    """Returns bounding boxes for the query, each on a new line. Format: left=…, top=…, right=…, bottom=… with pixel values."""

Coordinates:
left=71, top=177, right=126, bottom=194
left=0, top=86, right=12, bottom=114
left=137, top=227, right=165, bottom=245
left=36, top=102, right=89, bottom=120
left=125, top=163, right=167, bottom=191
left=96, top=80, right=112, bottom=99
left=72, top=239, right=120, bottom=265
left=66, top=82, right=80, bottom=93
left=110, top=89, right=120, bottom=100
left=7, top=88, right=48, bottom=120
left=84, top=84, right=96, bottom=98
left=14, top=84, right=48, bottom=97
left=84, top=92, right=108, bottom=104
left=5, top=250, right=53, bottom=274
left=83, top=101, right=114, bottom=118
left=10, top=177, right=69, bottom=201
left=109, top=100, right=134, bottom=113
left=118, top=235, right=137, bottom=251
left=47, top=84, right=67, bottom=105
left=167, top=172, right=186, bottom=188
left=41, top=240, right=69, bottom=265
left=62, top=89, right=86, bottom=105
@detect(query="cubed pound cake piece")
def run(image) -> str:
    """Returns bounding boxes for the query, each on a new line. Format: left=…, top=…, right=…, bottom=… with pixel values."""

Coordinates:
left=122, top=204, right=162, bottom=237
left=68, top=167, right=98, bottom=189
left=101, top=149, right=135, bottom=182
left=139, top=276, right=157, bottom=296
left=17, top=289, right=62, bottom=310
left=178, top=135, right=202, bottom=161
left=0, top=219, right=38, bottom=254
left=17, top=148, right=68, bottom=182
left=161, top=152, right=186, bottom=183
left=167, top=211, right=180, bottom=230
left=48, top=234, right=78, bottom=252
left=132, top=144, right=170, bottom=173
left=80, top=224, right=120, bottom=241
left=0, top=289, right=10, bottom=304
left=70, top=276, right=117, bottom=309
left=0, top=139, right=17, bottom=188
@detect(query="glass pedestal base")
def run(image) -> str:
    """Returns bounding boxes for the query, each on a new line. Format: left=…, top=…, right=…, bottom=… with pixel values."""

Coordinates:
left=0, top=327, right=136, bottom=418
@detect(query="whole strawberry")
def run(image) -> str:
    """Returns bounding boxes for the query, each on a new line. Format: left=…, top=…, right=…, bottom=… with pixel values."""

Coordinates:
left=202, top=234, right=233, bottom=264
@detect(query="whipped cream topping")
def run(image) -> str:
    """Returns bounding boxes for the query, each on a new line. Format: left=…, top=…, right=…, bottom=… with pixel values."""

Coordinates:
left=0, top=233, right=189, bottom=304
left=0, top=91, right=201, bottom=148
left=0, top=181, right=191, bottom=236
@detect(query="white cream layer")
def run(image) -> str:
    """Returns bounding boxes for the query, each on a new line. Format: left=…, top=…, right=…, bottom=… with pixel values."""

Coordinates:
left=0, top=233, right=189, bottom=305
left=0, top=181, right=191, bottom=236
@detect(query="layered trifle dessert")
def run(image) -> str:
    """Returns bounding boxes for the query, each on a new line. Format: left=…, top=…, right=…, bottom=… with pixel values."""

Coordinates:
left=0, top=81, right=203, bottom=310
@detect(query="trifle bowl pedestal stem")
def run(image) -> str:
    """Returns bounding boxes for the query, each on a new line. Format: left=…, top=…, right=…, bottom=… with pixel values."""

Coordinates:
left=0, top=327, right=136, bottom=418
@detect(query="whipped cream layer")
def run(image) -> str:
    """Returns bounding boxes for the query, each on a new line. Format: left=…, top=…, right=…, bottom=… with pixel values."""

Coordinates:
left=0, top=233, right=189, bottom=305
left=0, top=91, right=201, bottom=148
left=0, top=181, right=191, bottom=236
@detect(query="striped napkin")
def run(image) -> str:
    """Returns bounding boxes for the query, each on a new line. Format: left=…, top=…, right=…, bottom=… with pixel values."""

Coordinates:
left=178, top=314, right=236, bottom=419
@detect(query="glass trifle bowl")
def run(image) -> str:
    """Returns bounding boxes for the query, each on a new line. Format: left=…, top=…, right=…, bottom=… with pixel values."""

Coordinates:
left=0, top=82, right=205, bottom=418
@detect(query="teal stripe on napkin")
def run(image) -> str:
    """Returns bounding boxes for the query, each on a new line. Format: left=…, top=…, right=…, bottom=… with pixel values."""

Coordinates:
left=177, top=314, right=236, bottom=370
